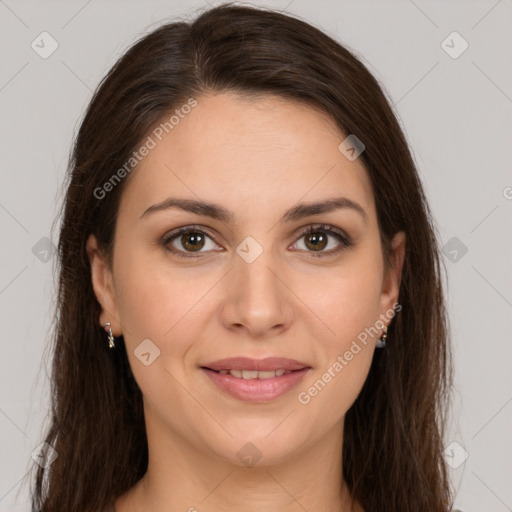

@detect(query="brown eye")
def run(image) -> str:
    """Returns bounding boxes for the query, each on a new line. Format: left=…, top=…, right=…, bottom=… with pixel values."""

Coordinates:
left=162, top=226, right=221, bottom=258
left=292, top=224, right=352, bottom=257
left=180, top=230, right=206, bottom=252
left=304, top=232, right=328, bottom=251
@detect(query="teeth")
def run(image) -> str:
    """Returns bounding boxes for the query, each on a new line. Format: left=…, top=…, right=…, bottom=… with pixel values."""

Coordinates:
left=258, top=371, right=277, bottom=379
left=217, top=369, right=293, bottom=379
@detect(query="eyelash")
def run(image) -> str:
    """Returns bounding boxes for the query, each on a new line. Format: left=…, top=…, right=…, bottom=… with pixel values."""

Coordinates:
left=161, top=224, right=352, bottom=259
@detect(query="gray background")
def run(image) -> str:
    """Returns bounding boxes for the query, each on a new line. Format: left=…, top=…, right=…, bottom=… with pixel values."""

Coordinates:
left=1, top=0, right=511, bottom=510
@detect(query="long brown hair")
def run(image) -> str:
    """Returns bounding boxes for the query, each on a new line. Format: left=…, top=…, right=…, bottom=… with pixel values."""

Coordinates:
left=31, top=3, right=453, bottom=511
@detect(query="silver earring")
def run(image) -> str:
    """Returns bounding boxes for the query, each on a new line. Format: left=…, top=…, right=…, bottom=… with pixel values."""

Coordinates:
left=105, top=322, right=115, bottom=349
left=376, top=324, right=387, bottom=348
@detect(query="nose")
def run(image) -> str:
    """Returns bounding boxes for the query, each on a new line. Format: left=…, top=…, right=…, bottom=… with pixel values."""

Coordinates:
left=219, top=244, right=293, bottom=338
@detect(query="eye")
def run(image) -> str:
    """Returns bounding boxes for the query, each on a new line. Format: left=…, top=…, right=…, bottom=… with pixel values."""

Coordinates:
left=162, top=223, right=352, bottom=259
left=162, top=225, right=221, bottom=258
left=290, top=224, right=352, bottom=257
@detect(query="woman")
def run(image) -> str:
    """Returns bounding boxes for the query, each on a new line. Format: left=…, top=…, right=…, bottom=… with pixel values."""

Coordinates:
left=31, top=3, right=455, bottom=511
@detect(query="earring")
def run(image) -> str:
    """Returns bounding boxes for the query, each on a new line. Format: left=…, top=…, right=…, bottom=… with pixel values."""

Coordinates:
left=105, top=322, right=115, bottom=349
left=376, top=324, right=387, bottom=348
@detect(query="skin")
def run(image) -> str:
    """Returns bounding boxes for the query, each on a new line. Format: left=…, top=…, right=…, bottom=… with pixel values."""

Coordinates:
left=87, top=92, right=405, bottom=512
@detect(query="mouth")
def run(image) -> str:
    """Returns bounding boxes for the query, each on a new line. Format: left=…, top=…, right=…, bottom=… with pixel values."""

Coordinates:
left=199, top=357, right=311, bottom=402
left=202, top=368, right=296, bottom=379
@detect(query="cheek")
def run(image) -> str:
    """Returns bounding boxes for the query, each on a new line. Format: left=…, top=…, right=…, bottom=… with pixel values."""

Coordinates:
left=296, top=342, right=374, bottom=431
left=113, top=242, right=196, bottom=337
left=295, top=254, right=384, bottom=349
left=112, top=247, right=218, bottom=374
left=292, top=252, right=382, bottom=414
left=112, top=254, right=196, bottom=417
left=295, top=267, right=381, bottom=420
left=114, top=262, right=171, bottom=339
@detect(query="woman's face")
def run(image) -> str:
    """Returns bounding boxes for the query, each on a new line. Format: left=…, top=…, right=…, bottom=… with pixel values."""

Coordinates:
left=88, top=92, right=405, bottom=467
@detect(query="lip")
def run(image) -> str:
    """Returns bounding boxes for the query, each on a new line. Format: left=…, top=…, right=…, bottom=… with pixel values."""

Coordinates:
left=201, top=357, right=309, bottom=372
left=200, top=357, right=311, bottom=403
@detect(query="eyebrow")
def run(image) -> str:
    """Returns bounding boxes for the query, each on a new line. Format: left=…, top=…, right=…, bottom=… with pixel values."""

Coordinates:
left=140, top=196, right=368, bottom=225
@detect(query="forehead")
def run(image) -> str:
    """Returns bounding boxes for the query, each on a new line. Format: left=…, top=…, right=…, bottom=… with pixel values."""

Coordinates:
left=120, top=92, right=376, bottom=222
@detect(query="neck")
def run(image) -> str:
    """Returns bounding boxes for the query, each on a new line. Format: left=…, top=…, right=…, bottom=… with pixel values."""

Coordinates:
left=116, top=408, right=361, bottom=512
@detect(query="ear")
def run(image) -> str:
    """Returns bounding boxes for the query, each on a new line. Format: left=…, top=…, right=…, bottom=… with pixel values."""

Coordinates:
left=86, top=234, right=123, bottom=336
left=379, top=230, right=406, bottom=316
